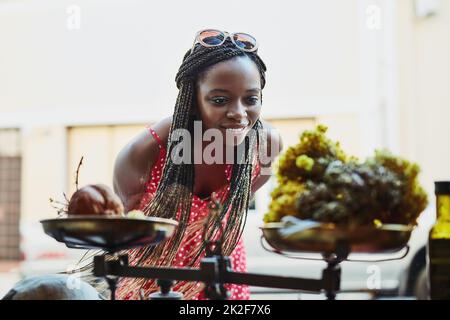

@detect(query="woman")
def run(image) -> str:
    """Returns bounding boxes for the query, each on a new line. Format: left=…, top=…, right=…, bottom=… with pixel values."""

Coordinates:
left=114, top=29, right=282, bottom=300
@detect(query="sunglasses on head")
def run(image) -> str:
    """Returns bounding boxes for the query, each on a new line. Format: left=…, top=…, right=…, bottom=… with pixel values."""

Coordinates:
left=190, top=29, right=258, bottom=54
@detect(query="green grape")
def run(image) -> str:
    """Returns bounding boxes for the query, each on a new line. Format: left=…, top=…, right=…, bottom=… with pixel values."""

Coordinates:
left=296, top=155, right=314, bottom=171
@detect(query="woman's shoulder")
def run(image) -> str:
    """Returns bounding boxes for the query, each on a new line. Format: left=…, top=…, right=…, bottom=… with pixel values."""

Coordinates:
left=250, top=119, right=283, bottom=194
left=258, top=119, right=283, bottom=163
left=120, top=116, right=172, bottom=171
left=147, top=116, right=172, bottom=150
left=113, top=116, right=172, bottom=210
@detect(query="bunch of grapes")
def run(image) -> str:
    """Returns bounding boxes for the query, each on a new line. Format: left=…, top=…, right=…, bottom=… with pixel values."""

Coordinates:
left=264, top=180, right=305, bottom=223
left=264, top=125, right=428, bottom=226
left=368, top=150, right=428, bottom=224
left=276, top=124, right=348, bottom=182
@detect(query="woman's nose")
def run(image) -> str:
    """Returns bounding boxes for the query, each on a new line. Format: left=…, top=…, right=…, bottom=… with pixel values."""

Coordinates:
left=226, top=102, right=247, bottom=121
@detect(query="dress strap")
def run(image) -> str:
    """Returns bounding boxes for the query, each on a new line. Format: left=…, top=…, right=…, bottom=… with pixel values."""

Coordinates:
left=146, top=125, right=165, bottom=150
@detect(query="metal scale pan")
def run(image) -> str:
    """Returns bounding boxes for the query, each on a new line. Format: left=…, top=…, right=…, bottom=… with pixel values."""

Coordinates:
left=41, top=215, right=178, bottom=252
left=261, top=220, right=413, bottom=256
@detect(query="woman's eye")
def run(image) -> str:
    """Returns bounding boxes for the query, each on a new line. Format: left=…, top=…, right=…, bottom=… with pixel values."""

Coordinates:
left=247, top=96, right=260, bottom=105
left=210, top=97, right=228, bottom=105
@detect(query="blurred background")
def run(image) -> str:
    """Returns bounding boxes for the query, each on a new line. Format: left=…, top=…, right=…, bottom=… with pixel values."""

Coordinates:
left=0, top=0, right=449, bottom=299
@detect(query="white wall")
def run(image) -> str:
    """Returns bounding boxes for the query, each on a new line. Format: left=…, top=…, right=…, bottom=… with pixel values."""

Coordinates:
left=396, top=0, right=450, bottom=199
left=0, top=0, right=364, bottom=126
left=21, top=125, right=67, bottom=221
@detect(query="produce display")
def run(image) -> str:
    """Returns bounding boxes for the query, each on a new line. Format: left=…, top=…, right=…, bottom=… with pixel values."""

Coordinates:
left=49, top=157, right=147, bottom=219
left=67, top=184, right=124, bottom=216
left=265, top=125, right=428, bottom=226
left=51, top=183, right=146, bottom=219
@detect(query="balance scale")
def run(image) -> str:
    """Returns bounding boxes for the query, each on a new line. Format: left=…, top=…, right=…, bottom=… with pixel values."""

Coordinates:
left=41, top=215, right=412, bottom=300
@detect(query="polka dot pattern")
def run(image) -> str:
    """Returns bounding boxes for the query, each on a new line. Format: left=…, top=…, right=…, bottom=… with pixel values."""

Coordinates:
left=119, top=127, right=260, bottom=300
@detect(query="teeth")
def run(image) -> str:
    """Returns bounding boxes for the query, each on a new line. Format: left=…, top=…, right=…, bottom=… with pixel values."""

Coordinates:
left=226, top=127, right=246, bottom=133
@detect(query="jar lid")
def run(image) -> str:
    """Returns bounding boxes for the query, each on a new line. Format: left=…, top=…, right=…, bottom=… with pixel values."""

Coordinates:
left=435, top=181, right=450, bottom=195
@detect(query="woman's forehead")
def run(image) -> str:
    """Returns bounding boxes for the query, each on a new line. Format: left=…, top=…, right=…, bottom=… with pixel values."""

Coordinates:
left=198, top=56, right=261, bottom=92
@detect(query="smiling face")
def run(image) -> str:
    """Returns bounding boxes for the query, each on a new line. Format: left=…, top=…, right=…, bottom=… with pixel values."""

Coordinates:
left=195, top=55, right=262, bottom=146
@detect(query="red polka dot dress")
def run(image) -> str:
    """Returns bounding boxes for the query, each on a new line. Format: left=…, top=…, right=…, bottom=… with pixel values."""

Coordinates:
left=117, top=127, right=260, bottom=300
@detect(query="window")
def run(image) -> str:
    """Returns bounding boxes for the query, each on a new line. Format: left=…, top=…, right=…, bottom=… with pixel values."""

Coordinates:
left=0, top=128, right=21, bottom=260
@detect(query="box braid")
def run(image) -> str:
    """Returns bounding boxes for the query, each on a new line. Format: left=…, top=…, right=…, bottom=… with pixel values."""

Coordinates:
left=75, top=40, right=266, bottom=292
left=75, top=40, right=267, bottom=298
left=133, top=39, right=267, bottom=272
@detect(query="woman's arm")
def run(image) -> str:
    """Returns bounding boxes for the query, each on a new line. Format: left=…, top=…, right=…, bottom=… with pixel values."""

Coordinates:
left=251, top=120, right=284, bottom=194
left=113, top=116, right=172, bottom=212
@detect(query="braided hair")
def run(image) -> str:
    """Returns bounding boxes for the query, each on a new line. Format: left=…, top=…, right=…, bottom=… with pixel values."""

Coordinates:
left=134, top=39, right=267, bottom=268
left=75, top=39, right=267, bottom=300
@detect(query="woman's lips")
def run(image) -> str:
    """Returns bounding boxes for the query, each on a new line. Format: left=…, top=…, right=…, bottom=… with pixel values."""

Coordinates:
left=220, top=123, right=250, bottom=135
